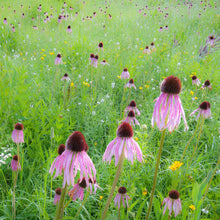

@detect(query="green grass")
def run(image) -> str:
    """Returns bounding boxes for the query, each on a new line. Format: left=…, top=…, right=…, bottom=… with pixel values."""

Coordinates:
left=0, top=0, right=220, bottom=219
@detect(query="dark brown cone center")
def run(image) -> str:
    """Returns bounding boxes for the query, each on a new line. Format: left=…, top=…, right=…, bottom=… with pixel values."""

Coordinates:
left=117, top=122, right=133, bottom=138
left=129, top=79, right=134, bottom=84
left=199, top=101, right=210, bottom=110
left=128, top=110, right=135, bottom=117
left=160, top=75, right=182, bottom=94
left=192, top=75, right=197, bottom=80
left=118, top=186, right=127, bottom=194
left=14, top=123, right=24, bottom=130
left=55, top=188, right=62, bottom=195
left=204, top=80, right=210, bottom=86
left=78, top=178, right=87, bottom=188
left=129, top=100, right=136, bottom=107
left=13, top=155, right=18, bottom=161
left=66, top=131, right=86, bottom=152
left=169, top=190, right=180, bottom=200
left=58, top=144, right=65, bottom=155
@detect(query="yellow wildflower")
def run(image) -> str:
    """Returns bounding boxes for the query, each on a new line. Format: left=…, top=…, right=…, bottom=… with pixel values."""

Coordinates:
left=43, top=54, right=46, bottom=57
left=49, top=51, right=54, bottom=55
left=71, top=82, right=74, bottom=87
left=117, top=75, right=121, bottom=79
left=99, top=196, right=103, bottom=200
left=20, top=52, right=23, bottom=55
left=139, top=56, right=143, bottom=58
left=145, top=85, right=150, bottom=88
left=140, top=47, right=144, bottom=50
left=94, top=143, right=97, bottom=146
left=63, top=62, right=66, bottom=64
left=162, top=76, right=166, bottom=79
left=143, top=189, right=147, bottom=195
left=41, top=57, right=44, bottom=60
left=139, top=87, right=143, bottom=90
left=64, top=41, right=67, bottom=44
left=23, top=58, right=26, bottom=61
left=134, top=137, right=138, bottom=141
left=169, top=161, right=183, bottom=171
left=189, top=205, right=195, bottom=210
left=194, top=97, right=198, bottom=99
left=34, top=52, right=36, bottom=55
left=190, top=91, right=194, bottom=95
left=41, top=49, right=45, bottom=52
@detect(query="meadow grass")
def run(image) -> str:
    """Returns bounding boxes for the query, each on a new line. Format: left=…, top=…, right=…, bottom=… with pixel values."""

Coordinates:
left=0, top=0, right=219, bottom=219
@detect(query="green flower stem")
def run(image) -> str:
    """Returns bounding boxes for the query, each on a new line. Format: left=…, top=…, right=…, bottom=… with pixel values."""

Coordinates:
left=12, top=171, right=18, bottom=220
left=118, top=198, right=123, bottom=220
left=145, top=130, right=166, bottom=220
left=54, top=185, right=68, bottom=220
left=202, top=158, right=220, bottom=201
left=75, top=191, right=90, bottom=219
left=180, top=117, right=201, bottom=163
left=101, top=145, right=125, bottom=220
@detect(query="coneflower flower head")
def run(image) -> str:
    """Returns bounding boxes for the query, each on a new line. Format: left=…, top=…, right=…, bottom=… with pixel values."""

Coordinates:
left=55, top=53, right=62, bottom=65
left=202, top=80, right=211, bottom=90
left=60, top=131, right=96, bottom=187
left=162, top=190, right=182, bottom=217
left=124, top=110, right=140, bottom=127
left=192, top=75, right=200, bottom=86
left=121, top=68, right=130, bottom=79
left=114, top=186, right=131, bottom=209
left=103, top=122, right=143, bottom=165
left=67, top=25, right=72, bottom=33
left=144, top=45, right=151, bottom=54
left=125, top=100, right=140, bottom=116
left=69, top=177, right=87, bottom=201
left=152, top=76, right=188, bottom=132
left=11, top=155, right=21, bottom=171
left=89, top=178, right=101, bottom=194
left=49, top=144, right=66, bottom=179
left=12, top=123, right=24, bottom=143
left=98, top=42, right=104, bottom=50
left=54, top=188, right=62, bottom=205
left=125, top=78, right=136, bottom=89
left=61, top=73, right=71, bottom=81
left=190, top=101, right=211, bottom=119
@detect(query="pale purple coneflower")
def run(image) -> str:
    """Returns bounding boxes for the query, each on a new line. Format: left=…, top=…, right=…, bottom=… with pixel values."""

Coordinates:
left=49, top=144, right=66, bottom=179
left=3, top=18, right=7, bottom=24
left=103, top=122, right=143, bottom=166
left=33, top=26, right=38, bottom=30
left=125, top=78, right=136, bottom=89
left=58, top=15, right=62, bottom=23
left=61, top=73, right=71, bottom=82
left=100, top=59, right=110, bottom=65
left=98, top=42, right=104, bottom=51
left=159, top=26, right=163, bottom=32
left=125, top=100, right=140, bottom=116
left=143, top=46, right=151, bottom=54
left=190, top=101, right=211, bottom=119
left=124, top=110, right=140, bottom=127
left=55, top=53, right=62, bottom=65
left=150, top=42, right=156, bottom=52
left=201, top=80, right=211, bottom=90
left=192, top=75, right=200, bottom=86
left=151, top=75, right=188, bottom=132
left=89, top=178, right=101, bottom=194
left=164, top=25, right=168, bottom=30
left=162, top=190, right=182, bottom=217
left=75, top=12, right=78, bottom=17
left=11, top=26, right=15, bottom=32
left=22, top=13, right=24, bottom=18
left=54, top=188, right=62, bottom=205
left=121, top=68, right=130, bottom=79
left=207, top=35, right=215, bottom=46
left=60, top=131, right=96, bottom=187
left=64, top=2, right=67, bottom=7
left=69, top=178, right=87, bottom=201
left=67, top=25, right=72, bottom=33
left=89, top=53, right=95, bottom=66
left=93, top=12, right=96, bottom=17
left=93, top=55, right=99, bottom=68
left=11, top=155, right=21, bottom=171
left=12, top=123, right=24, bottom=143
left=114, top=187, right=131, bottom=210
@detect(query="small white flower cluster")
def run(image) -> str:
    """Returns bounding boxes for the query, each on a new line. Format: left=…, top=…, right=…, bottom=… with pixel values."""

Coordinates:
left=0, top=146, right=12, bottom=166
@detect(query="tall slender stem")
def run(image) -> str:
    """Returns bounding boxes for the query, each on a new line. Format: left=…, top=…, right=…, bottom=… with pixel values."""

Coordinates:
left=101, top=146, right=125, bottom=220
left=188, top=117, right=205, bottom=168
left=118, top=198, right=122, bottom=220
left=202, top=158, right=220, bottom=201
left=54, top=185, right=68, bottom=220
left=145, top=130, right=166, bottom=220
left=12, top=171, right=18, bottom=220
left=75, top=191, right=90, bottom=219
left=180, top=117, right=201, bottom=163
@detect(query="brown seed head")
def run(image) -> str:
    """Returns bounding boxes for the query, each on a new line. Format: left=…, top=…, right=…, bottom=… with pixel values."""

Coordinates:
left=55, top=188, right=62, bottom=195
left=14, top=123, right=24, bottom=130
left=169, top=190, right=180, bottom=200
left=160, top=75, right=182, bottom=94
left=204, top=80, right=210, bottom=86
left=78, top=178, right=87, bottom=188
left=66, top=131, right=86, bottom=152
left=58, top=144, right=65, bottom=155
left=199, top=101, right=210, bottom=110
left=95, top=55, right=99, bottom=59
left=13, top=155, right=18, bottom=161
left=98, top=42, right=103, bottom=47
left=192, top=75, right=197, bottom=80
left=117, top=122, right=133, bottom=138
left=129, top=100, right=136, bottom=107
left=118, top=186, right=127, bottom=194
left=123, top=68, right=128, bottom=72
left=64, top=73, right=68, bottom=77
left=57, top=53, right=61, bottom=58
left=128, top=110, right=135, bottom=117
left=129, top=78, right=134, bottom=84
left=90, top=53, right=95, bottom=58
